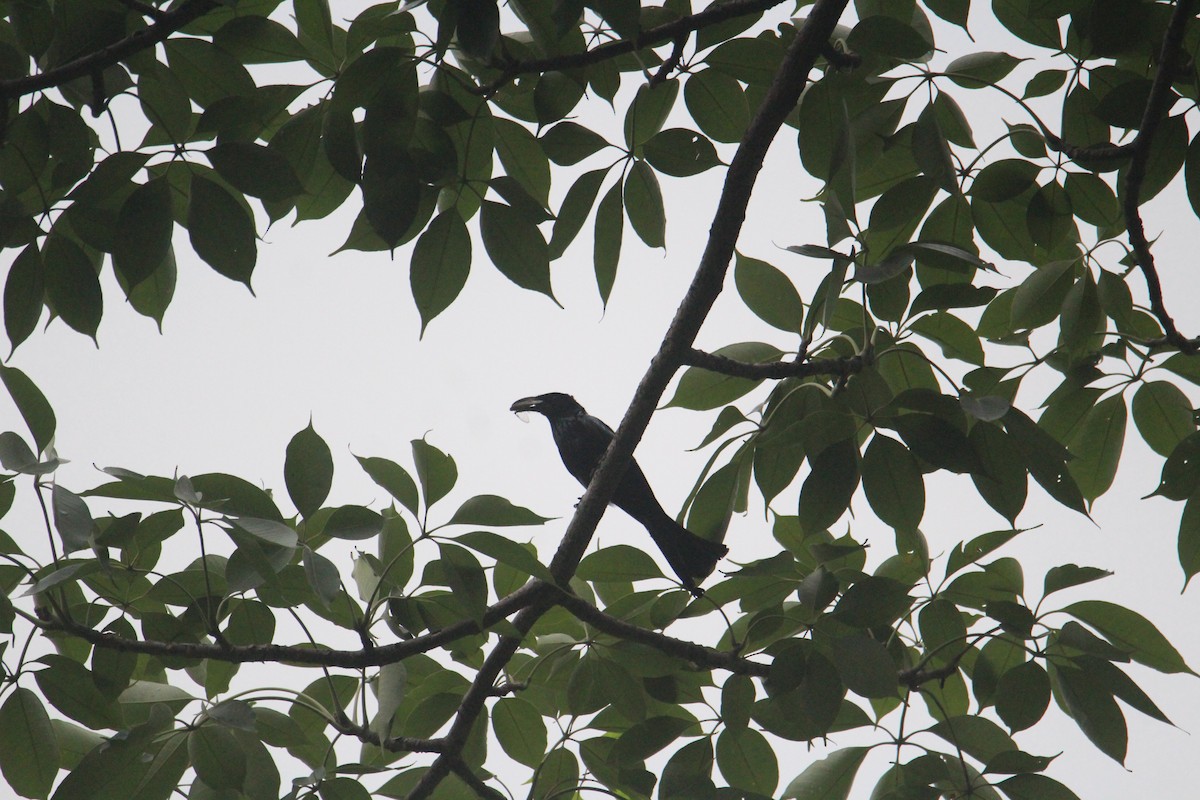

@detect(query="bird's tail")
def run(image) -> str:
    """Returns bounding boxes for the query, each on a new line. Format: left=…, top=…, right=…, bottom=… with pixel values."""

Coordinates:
left=643, top=512, right=728, bottom=596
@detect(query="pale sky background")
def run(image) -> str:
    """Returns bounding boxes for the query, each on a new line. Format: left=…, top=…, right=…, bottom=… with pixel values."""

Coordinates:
left=2, top=2, right=1199, bottom=798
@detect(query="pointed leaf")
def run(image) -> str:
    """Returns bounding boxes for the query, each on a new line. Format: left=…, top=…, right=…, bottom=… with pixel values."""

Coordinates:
left=284, top=421, right=333, bottom=518
left=188, top=174, right=256, bottom=286
left=411, top=209, right=471, bottom=333
left=479, top=201, right=555, bottom=301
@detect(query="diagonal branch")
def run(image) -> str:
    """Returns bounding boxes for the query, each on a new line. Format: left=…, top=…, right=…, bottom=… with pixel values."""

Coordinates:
left=682, top=347, right=868, bottom=380
left=475, top=0, right=788, bottom=95
left=0, top=0, right=219, bottom=102
left=554, top=590, right=770, bottom=677
left=406, top=1, right=852, bottom=796
left=1123, top=0, right=1197, bottom=353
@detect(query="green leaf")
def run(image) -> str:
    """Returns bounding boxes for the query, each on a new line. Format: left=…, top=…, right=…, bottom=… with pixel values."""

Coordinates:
left=361, top=151, right=422, bottom=249
left=1067, top=393, right=1126, bottom=503
left=996, top=661, right=1051, bottom=731
left=189, top=725, right=246, bottom=791
left=1151, top=431, right=1200, bottom=500
left=455, top=0, right=499, bottom=58
left=112, top=178, right=173, bottom=289
left=666, top=342, right=783, bottom=410
left=830, top=634, right=897, bottom=698
left=834, top=576, right=913, bottom=628
left=919, top=597, right=967, bottom=665
left=207, top=141, right=304, bottom=202
left=163, top=38, right=255, bottom=107
left=577, top=544, right=664, bottom=583
left=4, top=243, right=43, bottom=353
left=410, top=209, right=471, bottom=334
left=1052, top=661, right=1127, bottom=764
left=448, top=495, right=551, bottom=527
left=43, top=233, right=101, bottom=340
left=1003, top=409, right=1088, bottom=516
left=798, top=438, right=860, bottom=533
left=707, top=34, right=783, bottom=85
left=1180, top=490, right=1200, bottom=588
left=302, top=546, right=341, bottom=608
left=1132, top=381, right=1194, bottom=457
left=284, top=421, right=333, bottom=518
left=847, top=15, right=932, bottom=60
left=52, top=485, right=93, bottom=553
left=734, top=253, right=804, bottom=332
left=412, top=438, right=457, bottom=509
left=1043, top=564, right=1112, bottom=597
left=233, top=516, right=299, bottom=549
left=889, top=413, right=982, bottom=474
left=970, top=159, right=1040, bottom=202
left=623, top=160, right=665, bottom=249
left=928, top=715, right=1017, bottom=762
left=909, top=312, right=985, bottom=366
left=0, top=687, right=59, bottom=799
left=721, top=674, right=755, bottom=730
left=996, top=774, right=1083, bottom=800
left=187, top=174, right=256, bottom=286
left=684, top=69, right=749, bottom=143
left=492, top=698, right=546, bottom=768
left=643, top=128, right=721, bottom=177
left=1062, top=600, right=1194, bottom=674
left=714, top=727, right=777, bottom=795
left=593, top=180, right=623, bottom=304
left=861, top=435, right=924, bottom=531
left=456, top=531, right=553, bottom=582
left=214, top=15, right=309, bottom=63
left=623, top=79, right=677, bottom=148
left=783, top=746, right=868, bottom=800
left=539, top=121, right=608, bottom=166
left=531, top=748, right=579, bottom=800
left=355, top=455, right=420, bottom=515
left=480, top=201, right=556, bottom=302
left=495, top=118, right=550, bottom=206
left=0, top=364, right=55, bottom=454
left=550, top=168, right=605, bottom=260
left=324, top=505, right=383, bottom=541
left=34, top=655, right=120, bottom=730
left=137, top=61, right=192, bottom=140
left=947, top=52, right=1024, bottom=86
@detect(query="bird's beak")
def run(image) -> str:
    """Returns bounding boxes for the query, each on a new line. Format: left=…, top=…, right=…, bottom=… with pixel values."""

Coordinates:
left=510, top=396, right=543, bottom=414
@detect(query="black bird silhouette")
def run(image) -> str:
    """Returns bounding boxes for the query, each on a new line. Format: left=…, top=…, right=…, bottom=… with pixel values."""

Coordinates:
left=510, top=392, right=727, bottom=596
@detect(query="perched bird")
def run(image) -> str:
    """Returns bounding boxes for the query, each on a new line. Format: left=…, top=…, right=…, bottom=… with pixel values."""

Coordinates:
left=510, top=392, right=727, bottom=596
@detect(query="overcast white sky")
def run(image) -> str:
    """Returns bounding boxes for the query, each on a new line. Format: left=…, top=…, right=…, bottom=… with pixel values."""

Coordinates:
left=3, top=3, right=1198, bottom=797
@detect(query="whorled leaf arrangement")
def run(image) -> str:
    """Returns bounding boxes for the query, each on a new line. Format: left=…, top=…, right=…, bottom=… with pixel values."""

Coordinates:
left=0, top=1, right=1199, bottom=800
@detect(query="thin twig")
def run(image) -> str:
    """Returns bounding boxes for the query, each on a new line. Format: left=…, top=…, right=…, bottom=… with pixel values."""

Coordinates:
left=682, top=347, right=868, bottom=380
left=554, top=590, right=770, bottom=677
left=649, top=33, right=688, bottom=87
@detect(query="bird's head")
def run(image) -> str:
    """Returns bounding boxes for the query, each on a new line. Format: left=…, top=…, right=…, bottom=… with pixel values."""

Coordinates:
left=510, top=392, right=584, bottom=418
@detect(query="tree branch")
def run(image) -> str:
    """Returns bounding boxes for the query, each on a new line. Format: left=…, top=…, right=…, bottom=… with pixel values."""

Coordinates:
left=554, top=590, right=770, bottom=677
left=331, top=713, right=447, bottom=754
left=449, top=760, right=509, bottom=800
left=39, top=579, right=549, bottom=668
left=475, top=0, right=788, bottom=96
left=406, top=1, right=851, bottom=795
left=1123, top=0, right=1197, bottom=353
left=682, top=347, right=868, bottom=380
left=0, top=0, right=219, bottom=103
